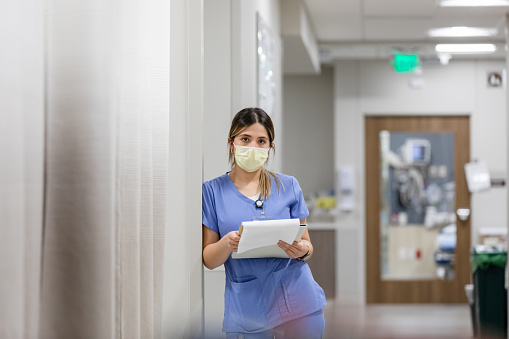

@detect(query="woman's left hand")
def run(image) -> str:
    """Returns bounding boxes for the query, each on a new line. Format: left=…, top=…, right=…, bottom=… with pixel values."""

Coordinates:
left=277, top=240, right=309, bottom=259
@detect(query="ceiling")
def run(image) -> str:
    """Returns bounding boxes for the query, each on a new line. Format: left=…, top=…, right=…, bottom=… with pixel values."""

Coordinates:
left=302, top=0, right=509, bottom=62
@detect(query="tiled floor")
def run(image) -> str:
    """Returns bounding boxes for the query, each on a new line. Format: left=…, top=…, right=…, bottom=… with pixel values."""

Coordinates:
left=323, top=301, right=473, bottom=339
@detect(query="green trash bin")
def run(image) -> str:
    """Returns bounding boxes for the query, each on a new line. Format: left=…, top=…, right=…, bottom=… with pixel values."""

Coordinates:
left=471, top=245, right=507, bottom=339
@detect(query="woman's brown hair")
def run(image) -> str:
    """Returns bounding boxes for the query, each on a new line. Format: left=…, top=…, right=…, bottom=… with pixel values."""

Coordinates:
left=228, top=107, right=282, bottom=199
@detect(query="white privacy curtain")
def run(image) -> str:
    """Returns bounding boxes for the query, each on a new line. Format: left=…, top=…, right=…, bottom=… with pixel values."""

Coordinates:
left=0, top=0, right=202, bottom=338
left=41, top=0, right=170, bottom=338
left=0, top=2, right=45, bottom=339
left=114, top=0, right=170, bottom=333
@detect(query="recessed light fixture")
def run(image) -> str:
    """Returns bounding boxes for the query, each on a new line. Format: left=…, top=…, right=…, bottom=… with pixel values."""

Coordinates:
left=435, top=44, right=496, bottom=53
left=428, top=27, right=497, bottom=37
left=440, top=0, right=509, bottom=6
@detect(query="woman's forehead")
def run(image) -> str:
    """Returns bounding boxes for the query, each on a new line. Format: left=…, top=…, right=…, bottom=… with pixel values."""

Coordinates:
left=237, top=123, right=269, bottom=138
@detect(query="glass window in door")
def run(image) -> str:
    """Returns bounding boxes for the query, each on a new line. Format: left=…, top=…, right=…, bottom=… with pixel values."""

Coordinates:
left=380, top=131, right=456, bottom=280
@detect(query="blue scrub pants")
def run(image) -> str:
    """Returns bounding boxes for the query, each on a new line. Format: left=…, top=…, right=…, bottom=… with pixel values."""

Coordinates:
left=225, top=309, right=325, bottom=339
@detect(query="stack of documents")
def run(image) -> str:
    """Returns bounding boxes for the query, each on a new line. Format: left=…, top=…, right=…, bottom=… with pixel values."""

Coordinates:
left=232, top=218, right=307, bottom=259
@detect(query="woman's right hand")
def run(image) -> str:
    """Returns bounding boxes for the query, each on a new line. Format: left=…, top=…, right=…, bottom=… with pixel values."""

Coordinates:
left=223, top=230, right=241, bottom=252
left=202, top=225, right=242, bottom=269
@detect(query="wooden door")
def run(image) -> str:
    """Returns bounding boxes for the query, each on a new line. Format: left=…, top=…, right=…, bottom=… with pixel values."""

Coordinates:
left=366, top=116, right=471, bottom=303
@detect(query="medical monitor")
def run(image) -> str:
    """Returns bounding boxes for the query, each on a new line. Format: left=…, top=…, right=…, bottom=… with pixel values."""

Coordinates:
left=402, top=139, right=431, bottom=165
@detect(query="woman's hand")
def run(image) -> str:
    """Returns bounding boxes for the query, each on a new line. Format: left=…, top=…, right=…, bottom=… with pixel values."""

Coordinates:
left=203, top=225, right=242, bottom=269
left=223, top=230, right=241, bottom=253
left=277, top=240, right=309, bottom=259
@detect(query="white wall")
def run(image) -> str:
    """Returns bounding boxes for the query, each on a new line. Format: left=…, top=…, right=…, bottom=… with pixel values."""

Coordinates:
left=163, top=0, right=203, bottom=337
left=203, top=0, right=283, bottom=337
left=231, top=0, right=283, bottom=172
left=471, top=61, right=508, bottom=232
left=333, top=59, right=507, bottom=304
left=204, top=0, right=232, bottom=182
left=204, top=0, right=283, bottom=180
left=282, top=67, right=335, bottom=195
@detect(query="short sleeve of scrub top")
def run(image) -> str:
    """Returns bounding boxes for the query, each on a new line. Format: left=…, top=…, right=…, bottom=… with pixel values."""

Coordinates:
left=288, top=175, right=308, bottom=220
left=202, top=179, right=219, bottom=234
left=202, top=173, right=327, bottom=334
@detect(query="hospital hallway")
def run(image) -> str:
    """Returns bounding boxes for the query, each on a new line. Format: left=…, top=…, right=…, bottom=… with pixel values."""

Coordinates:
left=323, top=301, right=472, bottom=339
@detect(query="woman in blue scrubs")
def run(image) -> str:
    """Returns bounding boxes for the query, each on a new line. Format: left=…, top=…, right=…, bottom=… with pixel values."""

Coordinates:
left=202, top=108, right=326, bottom=338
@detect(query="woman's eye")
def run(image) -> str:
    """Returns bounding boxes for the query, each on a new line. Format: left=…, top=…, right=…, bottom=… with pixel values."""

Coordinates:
left=259, top=140, right=266, bottom=144
left=241, top=137, right=249, bottom=142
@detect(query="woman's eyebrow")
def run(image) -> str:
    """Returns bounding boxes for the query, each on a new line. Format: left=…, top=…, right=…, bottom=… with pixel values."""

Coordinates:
left=239, top=133, right=268, bottom=140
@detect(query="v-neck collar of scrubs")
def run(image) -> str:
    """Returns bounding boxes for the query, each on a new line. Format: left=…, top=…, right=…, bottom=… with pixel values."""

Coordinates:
left=225, top=172, right=263, bottom=205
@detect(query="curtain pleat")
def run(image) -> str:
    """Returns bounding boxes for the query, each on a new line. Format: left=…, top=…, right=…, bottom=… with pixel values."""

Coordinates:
left=0, top=91, right=44, bottom=339
left=116, top=0, right=169, bottom=338
left=40, top=1, right=116, bottom=338
left=0, top=1, right=44, bottom=338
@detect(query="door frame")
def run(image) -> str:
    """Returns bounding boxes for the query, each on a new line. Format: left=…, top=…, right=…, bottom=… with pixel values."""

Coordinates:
left=365, top=115, right=471, bottom=303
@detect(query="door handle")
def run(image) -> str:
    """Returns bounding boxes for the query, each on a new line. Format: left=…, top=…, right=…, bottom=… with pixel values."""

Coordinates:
left=456, top=208, right=470, bottom=221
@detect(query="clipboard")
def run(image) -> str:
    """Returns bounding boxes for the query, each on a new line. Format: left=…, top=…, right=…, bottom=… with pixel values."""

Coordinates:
left=231, top=224, right=307, bottom=259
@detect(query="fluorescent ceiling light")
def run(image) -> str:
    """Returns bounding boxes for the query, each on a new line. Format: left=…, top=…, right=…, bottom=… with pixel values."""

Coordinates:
left=435, top=44, right=496, bottom=53
left=428, top=27, right=497, bottom=37
left=440, top=0, right=509, bottom=6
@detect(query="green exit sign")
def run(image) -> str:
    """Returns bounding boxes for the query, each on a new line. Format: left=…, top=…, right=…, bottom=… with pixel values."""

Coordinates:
left=392, top=54, right=421, bottom=73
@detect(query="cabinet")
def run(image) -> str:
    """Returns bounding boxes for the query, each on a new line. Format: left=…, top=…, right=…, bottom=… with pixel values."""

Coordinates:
left=307, top=229, right=336, bottom=299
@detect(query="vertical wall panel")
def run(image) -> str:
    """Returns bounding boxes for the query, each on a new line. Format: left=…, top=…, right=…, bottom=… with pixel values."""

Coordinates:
left=164, top=0, right=191, bottom=335
left=203, top=1, right=231, bottom=336
left=162, top=0, right=203, bottom=337
left=203, top=0, right=231, bottom=182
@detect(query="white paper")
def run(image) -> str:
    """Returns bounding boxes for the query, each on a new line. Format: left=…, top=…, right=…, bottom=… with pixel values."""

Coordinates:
left=464, top=161, right=491, bottom=193
left=237, top=219, right=300, bottom=254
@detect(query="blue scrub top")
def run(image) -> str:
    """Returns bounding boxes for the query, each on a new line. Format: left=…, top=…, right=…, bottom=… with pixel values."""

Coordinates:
left=202, top=172, right=327, bottom=333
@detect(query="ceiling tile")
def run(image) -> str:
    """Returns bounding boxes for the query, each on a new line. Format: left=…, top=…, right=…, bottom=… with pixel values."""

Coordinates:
left=304, top=0, right=362, bottom=41
left=364, top=18, right=433, bottom=40
left=317, top=20, right=364, bottom=42
left=363, top=0, right=438, bottom=17
left=304, top=0, right=360, bottom=17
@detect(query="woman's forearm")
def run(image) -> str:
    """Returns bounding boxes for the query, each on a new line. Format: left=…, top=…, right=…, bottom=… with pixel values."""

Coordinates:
left=203, top=236, right=231, bottom=270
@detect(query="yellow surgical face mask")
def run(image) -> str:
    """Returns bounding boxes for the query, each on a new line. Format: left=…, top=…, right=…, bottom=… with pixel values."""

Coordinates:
left=233, top=143, right=269, bottom=172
